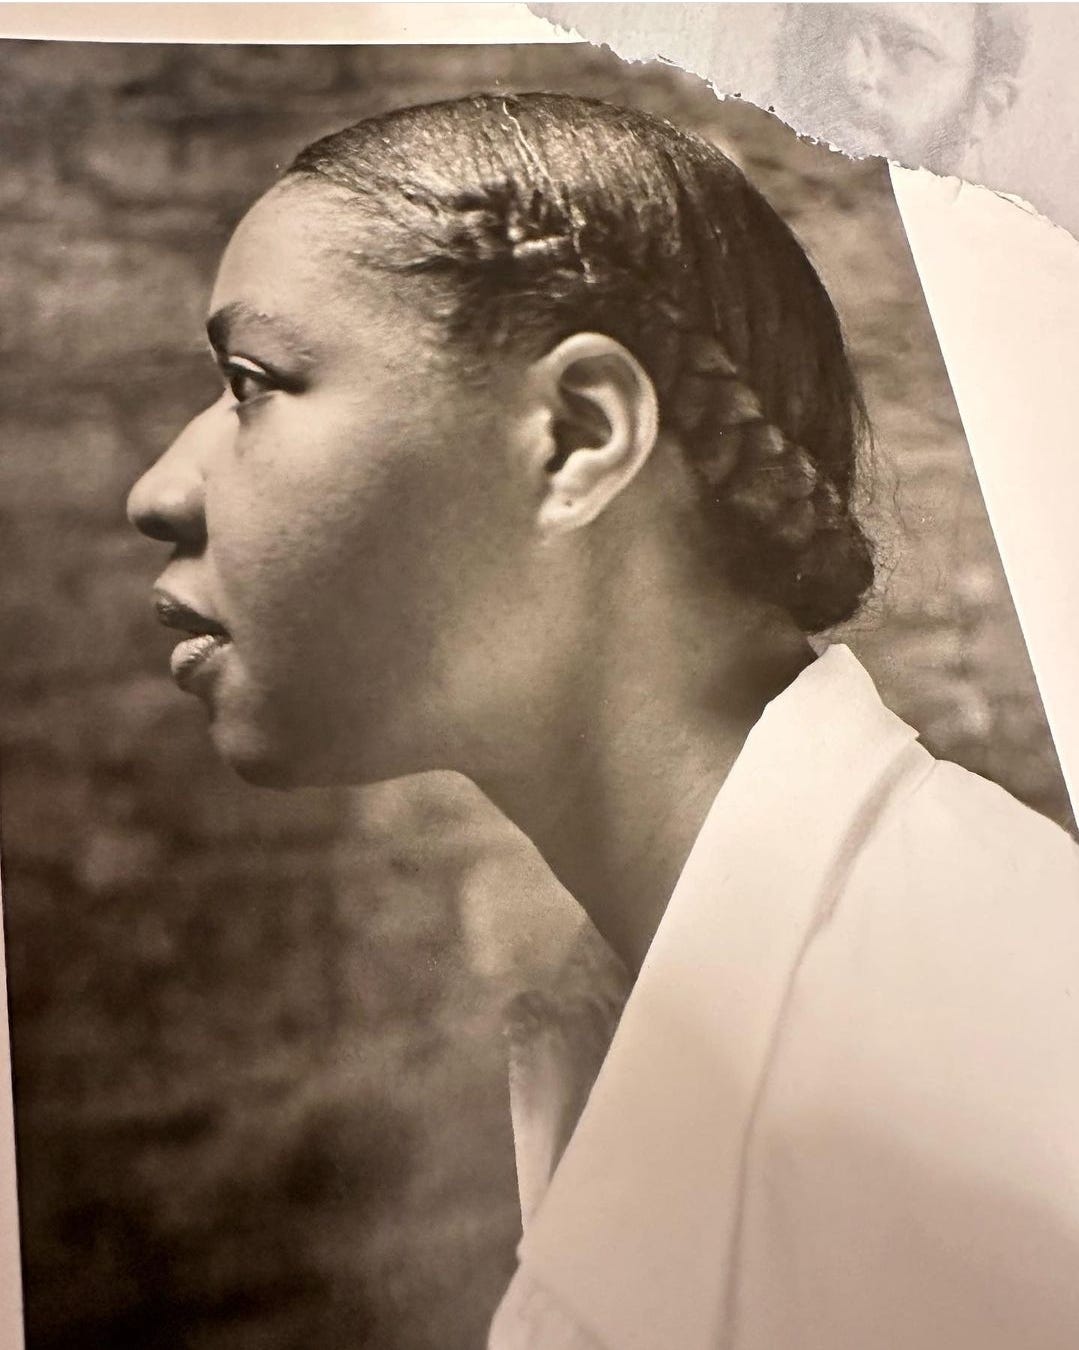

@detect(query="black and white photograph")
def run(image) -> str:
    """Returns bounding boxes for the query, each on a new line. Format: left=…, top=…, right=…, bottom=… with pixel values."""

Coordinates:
left=1, top=10, right=1078, bottom=1350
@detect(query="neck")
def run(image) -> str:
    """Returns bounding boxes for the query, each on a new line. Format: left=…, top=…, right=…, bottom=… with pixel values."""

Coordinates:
left=474, top=595, right=813, bottom=976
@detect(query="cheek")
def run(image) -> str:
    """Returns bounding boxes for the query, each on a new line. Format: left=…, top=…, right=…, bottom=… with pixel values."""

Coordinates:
left=205, top=395, right=515, bottom=689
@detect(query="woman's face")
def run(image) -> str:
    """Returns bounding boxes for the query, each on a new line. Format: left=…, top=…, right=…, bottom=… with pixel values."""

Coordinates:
left=127, top=180, right=551, bottom=787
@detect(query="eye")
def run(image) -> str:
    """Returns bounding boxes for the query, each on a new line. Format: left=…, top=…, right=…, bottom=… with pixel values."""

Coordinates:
left=221, top=356, right=274, bottom=408
left=892, top=33, right=943, bottom=68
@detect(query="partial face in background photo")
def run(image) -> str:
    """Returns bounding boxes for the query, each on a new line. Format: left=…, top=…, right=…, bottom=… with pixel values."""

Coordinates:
left=126, top=180, right=555, bottom=789
left=774, top=2, right=1025, bottom=168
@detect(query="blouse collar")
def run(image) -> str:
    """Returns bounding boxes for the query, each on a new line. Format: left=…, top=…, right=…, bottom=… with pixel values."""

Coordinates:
left=503, top=643, right=925, bottom=1350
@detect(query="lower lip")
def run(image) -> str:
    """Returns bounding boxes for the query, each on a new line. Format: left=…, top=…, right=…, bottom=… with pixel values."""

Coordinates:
left=170, top=633, right=230, bottom=691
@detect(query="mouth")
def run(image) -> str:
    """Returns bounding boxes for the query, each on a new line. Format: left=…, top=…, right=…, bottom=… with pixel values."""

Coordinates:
left=153, top=589, right=232, bottom=692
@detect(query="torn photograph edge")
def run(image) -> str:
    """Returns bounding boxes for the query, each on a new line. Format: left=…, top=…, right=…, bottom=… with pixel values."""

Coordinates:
left=1, top=4, right=1077, bottom=1346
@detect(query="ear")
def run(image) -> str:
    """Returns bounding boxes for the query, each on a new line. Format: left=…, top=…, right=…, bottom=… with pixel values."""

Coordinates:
left=531, top=332, right=660, bottom=537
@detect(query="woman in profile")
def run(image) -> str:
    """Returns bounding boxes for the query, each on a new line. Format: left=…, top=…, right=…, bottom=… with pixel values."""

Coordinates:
left=127, top=94, right=1079, bottom=1349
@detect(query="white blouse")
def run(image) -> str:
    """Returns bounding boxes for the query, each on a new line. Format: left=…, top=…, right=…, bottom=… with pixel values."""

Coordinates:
left=489, top=644, right=1079, bottom=1350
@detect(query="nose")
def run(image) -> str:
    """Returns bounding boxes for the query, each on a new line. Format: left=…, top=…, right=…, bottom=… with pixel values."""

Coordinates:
left=127, top=401, right=221, bottom=548
left=844, top=28, right=886, bottom=96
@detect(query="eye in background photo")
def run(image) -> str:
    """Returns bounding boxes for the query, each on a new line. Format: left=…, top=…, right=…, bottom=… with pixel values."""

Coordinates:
left=768, top=1, right=1025, bottom=173
left=0, top=39, right=1070, bottom=1350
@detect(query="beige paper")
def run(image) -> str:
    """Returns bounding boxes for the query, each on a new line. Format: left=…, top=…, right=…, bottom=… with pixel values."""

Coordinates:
left=0, top=1, right=570, bottom=44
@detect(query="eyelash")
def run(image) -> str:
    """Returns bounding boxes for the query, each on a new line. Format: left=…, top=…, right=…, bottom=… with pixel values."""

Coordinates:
left=220, top=357, right=274, bottom=409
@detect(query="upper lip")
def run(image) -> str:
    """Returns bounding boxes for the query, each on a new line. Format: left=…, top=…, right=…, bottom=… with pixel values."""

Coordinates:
left=153, top=588, right=230, bottom=638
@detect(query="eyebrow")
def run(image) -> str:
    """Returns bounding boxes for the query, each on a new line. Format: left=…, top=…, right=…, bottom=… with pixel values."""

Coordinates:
left=205, top=300, right=312, bottom=359
left=866, top=14, right=947, bottom=57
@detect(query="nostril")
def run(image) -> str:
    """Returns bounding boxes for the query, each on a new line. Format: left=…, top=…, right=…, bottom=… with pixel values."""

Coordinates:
left=127, top=478, right=168, bottom=540
left=126, top=481, right=207, bottom=548
left=130, top=507, right=182, bottom=543
left=128, top=405, right=216, bottom=545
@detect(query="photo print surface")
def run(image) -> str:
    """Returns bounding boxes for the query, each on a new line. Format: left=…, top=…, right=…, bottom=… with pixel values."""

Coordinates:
left=0, top=34, right=1075, bottom=1350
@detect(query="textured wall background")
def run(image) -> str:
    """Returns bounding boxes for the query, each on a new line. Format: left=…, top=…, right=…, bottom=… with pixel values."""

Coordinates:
left=0, top=39, right=1072, bottom=1350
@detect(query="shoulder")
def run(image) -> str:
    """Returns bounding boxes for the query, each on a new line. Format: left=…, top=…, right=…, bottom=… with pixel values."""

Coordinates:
left=778, top=751, right=1079, bottom=1150
left=824, top=750, right=1079, bottom=1015
left=905, top=753, right=1076, bottom=859
left=850, top=750, right=1079, bottom=922
left=747, top=762, right=1079, bottom=1345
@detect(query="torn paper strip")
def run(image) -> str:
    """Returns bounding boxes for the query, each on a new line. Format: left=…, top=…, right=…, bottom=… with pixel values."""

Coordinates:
left=532, top=3, right=1079, bottom=239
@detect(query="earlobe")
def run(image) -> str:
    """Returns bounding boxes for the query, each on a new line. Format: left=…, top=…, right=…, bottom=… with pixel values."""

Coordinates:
left=535, top=333, right=660, bottom=537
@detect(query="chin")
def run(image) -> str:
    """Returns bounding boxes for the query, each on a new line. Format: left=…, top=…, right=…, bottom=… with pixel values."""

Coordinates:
left=208, top=716, right=315, bottom=790
left=209, top=713, right=428, bottom=791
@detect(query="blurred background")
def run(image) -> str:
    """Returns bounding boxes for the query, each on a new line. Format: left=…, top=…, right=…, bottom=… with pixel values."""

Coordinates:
left=0, top=39, right=1072, bottom=1350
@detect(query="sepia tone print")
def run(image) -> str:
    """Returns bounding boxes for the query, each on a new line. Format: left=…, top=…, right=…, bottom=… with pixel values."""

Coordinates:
left=1, top=36, right=1075, bottom=1350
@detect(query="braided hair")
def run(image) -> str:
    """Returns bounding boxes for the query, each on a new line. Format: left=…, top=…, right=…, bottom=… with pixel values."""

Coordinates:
left=285, top=93, right=874, bottom=633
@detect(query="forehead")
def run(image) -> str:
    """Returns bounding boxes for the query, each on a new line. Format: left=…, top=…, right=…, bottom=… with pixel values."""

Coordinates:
left=855, top=3, right=978, bottom=60
left=208, top=180, right=422, bottom=356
